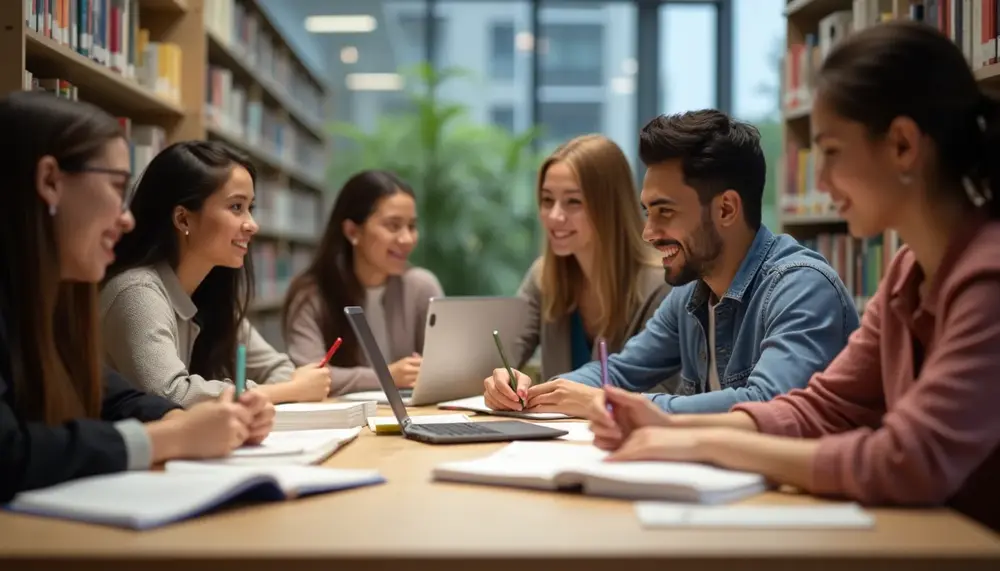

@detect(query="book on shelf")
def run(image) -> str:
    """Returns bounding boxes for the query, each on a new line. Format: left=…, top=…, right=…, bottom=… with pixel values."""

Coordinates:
left=432, top=441, right=767, bottom=504
left=800, top=232, right=899, bottom=312
left=6, top=462, right=384, bottom=530
left=24, top=0, right=183, bottom=104
left=910, top=0, right=999, bottom=69
left=203, top=0, right=325, bottom=123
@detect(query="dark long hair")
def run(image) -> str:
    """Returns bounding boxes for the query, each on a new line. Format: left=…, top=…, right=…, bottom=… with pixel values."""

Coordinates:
left=106, top=141, right=257, bottom=379
left=817, top=20, right=1000, bottom=218
left=0, top=91, right=123, bottom=423
left=283, top=170, right=414, bottom=367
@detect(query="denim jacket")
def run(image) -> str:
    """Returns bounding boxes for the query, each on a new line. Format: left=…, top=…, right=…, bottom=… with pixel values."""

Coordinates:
left=561, top=226, right=860, bottom=413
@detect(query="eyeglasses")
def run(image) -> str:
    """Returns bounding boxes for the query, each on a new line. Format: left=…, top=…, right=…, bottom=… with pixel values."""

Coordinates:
left=63, top=165, right=136, bottom=212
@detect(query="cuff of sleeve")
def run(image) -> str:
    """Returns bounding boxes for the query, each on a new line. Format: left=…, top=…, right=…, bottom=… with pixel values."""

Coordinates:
left=645, top=393, right=674, bottom=412
left=810, top=430, right=864, bottom=497
left=730, top=399, right=799, bottom=436
left=113, top=418, right=153, bottom=470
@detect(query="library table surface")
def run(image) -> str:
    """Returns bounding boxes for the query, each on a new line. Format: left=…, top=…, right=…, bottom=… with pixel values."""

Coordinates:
left=1, top=405, right=1000, bottom=571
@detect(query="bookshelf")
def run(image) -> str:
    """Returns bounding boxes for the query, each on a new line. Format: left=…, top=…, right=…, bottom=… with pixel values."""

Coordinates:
left=1, top=0, right=330, bottom=349
left=780, top=0, right=1000, bottom=313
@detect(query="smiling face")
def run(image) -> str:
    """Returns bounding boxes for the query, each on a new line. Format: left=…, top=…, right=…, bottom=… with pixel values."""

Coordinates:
left=42, top=137, right=136, bottom=282
left=178, top=165, right=258, bottom=269
left=349, top=191, right=418, bottom=278
left=811, top=93, right=911, bottom=239
left=539, top=161, right=596, bottom=259
left=640, top=160, right=723, bottom=286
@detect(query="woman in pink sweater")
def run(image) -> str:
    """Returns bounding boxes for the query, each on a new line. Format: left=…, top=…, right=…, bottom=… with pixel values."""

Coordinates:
left=587, top=20, right=1000, bottom=532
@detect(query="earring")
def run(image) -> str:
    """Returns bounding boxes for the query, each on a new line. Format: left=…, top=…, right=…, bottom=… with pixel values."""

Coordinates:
left=184, top=229, right=190, bottom=236
left=963, top=176, right=992, bottom=207
left=350, top=238, right=358, bottom=246
left=48, top=203, right=57, bottom=216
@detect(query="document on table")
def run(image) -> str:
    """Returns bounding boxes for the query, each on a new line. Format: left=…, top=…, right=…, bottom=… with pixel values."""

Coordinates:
left=635, top=502, right=875, bottom=529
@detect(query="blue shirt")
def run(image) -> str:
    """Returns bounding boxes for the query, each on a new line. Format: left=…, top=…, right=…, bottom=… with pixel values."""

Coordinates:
left=569, top=310, right=591, bottom=370
left=561, top=225, right=860, bottom=413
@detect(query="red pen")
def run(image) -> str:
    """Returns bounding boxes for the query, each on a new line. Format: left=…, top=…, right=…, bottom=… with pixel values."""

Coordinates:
left=319, top=337, right=342, bottom=367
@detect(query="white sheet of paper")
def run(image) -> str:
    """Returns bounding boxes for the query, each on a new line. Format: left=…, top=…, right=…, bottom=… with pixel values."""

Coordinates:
left=635, top=502, right=875, bottom=529
left=533, top=421, right=594, bottom=442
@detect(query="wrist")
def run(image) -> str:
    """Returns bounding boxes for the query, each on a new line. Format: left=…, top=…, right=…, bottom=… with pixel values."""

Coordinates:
left=256, top=383, right=293, bottom=404
left=145, top=417, right=186, bottom=463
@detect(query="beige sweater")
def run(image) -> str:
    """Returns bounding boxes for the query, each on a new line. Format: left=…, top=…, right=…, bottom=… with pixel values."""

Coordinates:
left=512, top=258, right=671, bottom=383
left=99, top=263, right=296, bottom=407
left=284, top=266, right=444, bottom=395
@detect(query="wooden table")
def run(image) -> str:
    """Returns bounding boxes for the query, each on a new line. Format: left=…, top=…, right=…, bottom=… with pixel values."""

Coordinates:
left=1, top=405, right=999, bottom=571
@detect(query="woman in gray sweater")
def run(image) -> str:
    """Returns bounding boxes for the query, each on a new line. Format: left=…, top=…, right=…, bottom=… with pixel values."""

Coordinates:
left=100, top=141, right=331, bottom=407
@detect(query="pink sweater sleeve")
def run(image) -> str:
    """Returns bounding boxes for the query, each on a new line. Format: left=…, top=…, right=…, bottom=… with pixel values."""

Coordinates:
left=731, top=287, right=887, bottom=438
left=809, top=276, right=1000, bottom=505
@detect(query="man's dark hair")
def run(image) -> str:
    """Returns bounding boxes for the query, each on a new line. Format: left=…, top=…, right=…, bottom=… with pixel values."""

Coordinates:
left=639, top=110, right=766, bottom=230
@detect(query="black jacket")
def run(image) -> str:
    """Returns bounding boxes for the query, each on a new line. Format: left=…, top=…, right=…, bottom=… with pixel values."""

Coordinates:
left=0, top=311, right=181, bottom=502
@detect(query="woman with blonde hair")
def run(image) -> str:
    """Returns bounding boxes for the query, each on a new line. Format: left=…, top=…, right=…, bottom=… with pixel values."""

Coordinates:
left=483, top=134, right=669, bottom=414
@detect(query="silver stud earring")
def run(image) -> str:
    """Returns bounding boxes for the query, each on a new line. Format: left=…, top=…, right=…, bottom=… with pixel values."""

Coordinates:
left=184, top=229, right=190, bottom=236
left=49, top=203, right=57, bottom=216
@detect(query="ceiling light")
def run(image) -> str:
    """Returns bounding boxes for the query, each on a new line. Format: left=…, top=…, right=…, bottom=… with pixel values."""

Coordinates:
left=305, top=15, right=377, bottom=33
left=346, top=73, right=404, bottom=91
left=341, top=46, right=359, bottom=64
left=515, top=31, right=534, bottom=52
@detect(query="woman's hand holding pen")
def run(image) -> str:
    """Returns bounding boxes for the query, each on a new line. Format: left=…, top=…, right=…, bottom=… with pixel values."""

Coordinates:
left=588, top=386, right=673, bottom=451
left=483, top=367, right=532, bottom=411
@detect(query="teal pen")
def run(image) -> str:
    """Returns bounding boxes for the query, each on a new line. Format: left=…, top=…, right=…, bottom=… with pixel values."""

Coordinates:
left=235, top=344, right=247, bottom=400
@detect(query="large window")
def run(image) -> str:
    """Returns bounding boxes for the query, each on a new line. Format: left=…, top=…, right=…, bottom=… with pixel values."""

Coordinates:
left=538, top=23, right=605, bottom=86
left=490, top=22, right=516, bottom=80
left=538, top=1, right=637, bottom=165
left=659, top=3, right=718, bottom=114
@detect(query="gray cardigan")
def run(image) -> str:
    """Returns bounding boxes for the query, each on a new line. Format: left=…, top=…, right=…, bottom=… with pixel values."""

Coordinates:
left=512, top=258, right=671, bottom=382
left=284, top=266, right=444, bottom=395
left=99, top=263, right=296, bottom=407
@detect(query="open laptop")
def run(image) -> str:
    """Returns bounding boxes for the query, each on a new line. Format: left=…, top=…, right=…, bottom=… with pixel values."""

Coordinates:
left=343, top=306, right=567, bottom=444
left=343, top=296, right=530, bottom=406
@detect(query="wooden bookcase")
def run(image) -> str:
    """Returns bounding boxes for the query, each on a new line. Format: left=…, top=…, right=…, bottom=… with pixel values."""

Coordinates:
left=0, top=0, right=330, bottom=348
left=779, top=0, right=1000, bottom=314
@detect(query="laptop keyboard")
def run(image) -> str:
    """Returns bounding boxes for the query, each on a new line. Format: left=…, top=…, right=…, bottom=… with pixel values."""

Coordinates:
left=421, top=422, right=501, bottom=436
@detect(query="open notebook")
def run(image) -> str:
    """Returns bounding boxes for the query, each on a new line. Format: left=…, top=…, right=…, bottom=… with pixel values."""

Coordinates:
left=437, top=395, right=574, bottom=420
left=5, top=463, right=384, bottom=530
left=432, top=441, right=766, bottom=504
left=273, top=401, right=377, bottom=431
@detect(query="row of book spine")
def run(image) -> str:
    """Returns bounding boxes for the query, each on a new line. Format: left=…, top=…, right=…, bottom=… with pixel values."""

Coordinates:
left=203, top=0, right=324, bottom=125
left=205, top=65, right=326, bottom=183
left=23, top=73, right=167, bottom=181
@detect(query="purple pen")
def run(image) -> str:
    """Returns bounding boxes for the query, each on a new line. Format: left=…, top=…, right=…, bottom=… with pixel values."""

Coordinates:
left=599, top=338, right=612, bottom=413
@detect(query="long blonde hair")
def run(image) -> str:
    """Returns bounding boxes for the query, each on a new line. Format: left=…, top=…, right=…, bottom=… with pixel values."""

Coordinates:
left=538, top=134, right=659, bottom=349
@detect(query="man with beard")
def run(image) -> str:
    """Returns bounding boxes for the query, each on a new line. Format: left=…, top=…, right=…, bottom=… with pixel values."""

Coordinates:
left=483, top=110, right=859, bottom=416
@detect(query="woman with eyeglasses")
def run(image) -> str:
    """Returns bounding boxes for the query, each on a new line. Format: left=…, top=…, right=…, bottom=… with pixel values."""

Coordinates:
left=100, top=141, right=332, bottom=407
left=282, top=170, right=443, bottom=395
left=0, top=91, right=273, bottom=501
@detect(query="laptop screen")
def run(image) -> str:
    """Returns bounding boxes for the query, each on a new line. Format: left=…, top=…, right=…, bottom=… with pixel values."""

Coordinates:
left=343, top=306, right=411, bottom=425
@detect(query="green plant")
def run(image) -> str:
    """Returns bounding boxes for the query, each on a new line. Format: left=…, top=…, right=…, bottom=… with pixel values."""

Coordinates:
left=329, top=63, right=546, bottom=296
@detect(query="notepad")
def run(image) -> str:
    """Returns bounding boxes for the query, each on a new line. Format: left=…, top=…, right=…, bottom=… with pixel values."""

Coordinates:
left=437, top=395, right=573, bottom=420
left=432, top=441, right=766, bottom=503
left=216, top=428, right=360, bottom=465
left=6, top=464, right=384, bottom=530
left=635, top=502, right=875, bottom=529
left=367, top=414, right=471, bottom=434
left=273, top=401, right=377, bottom=431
